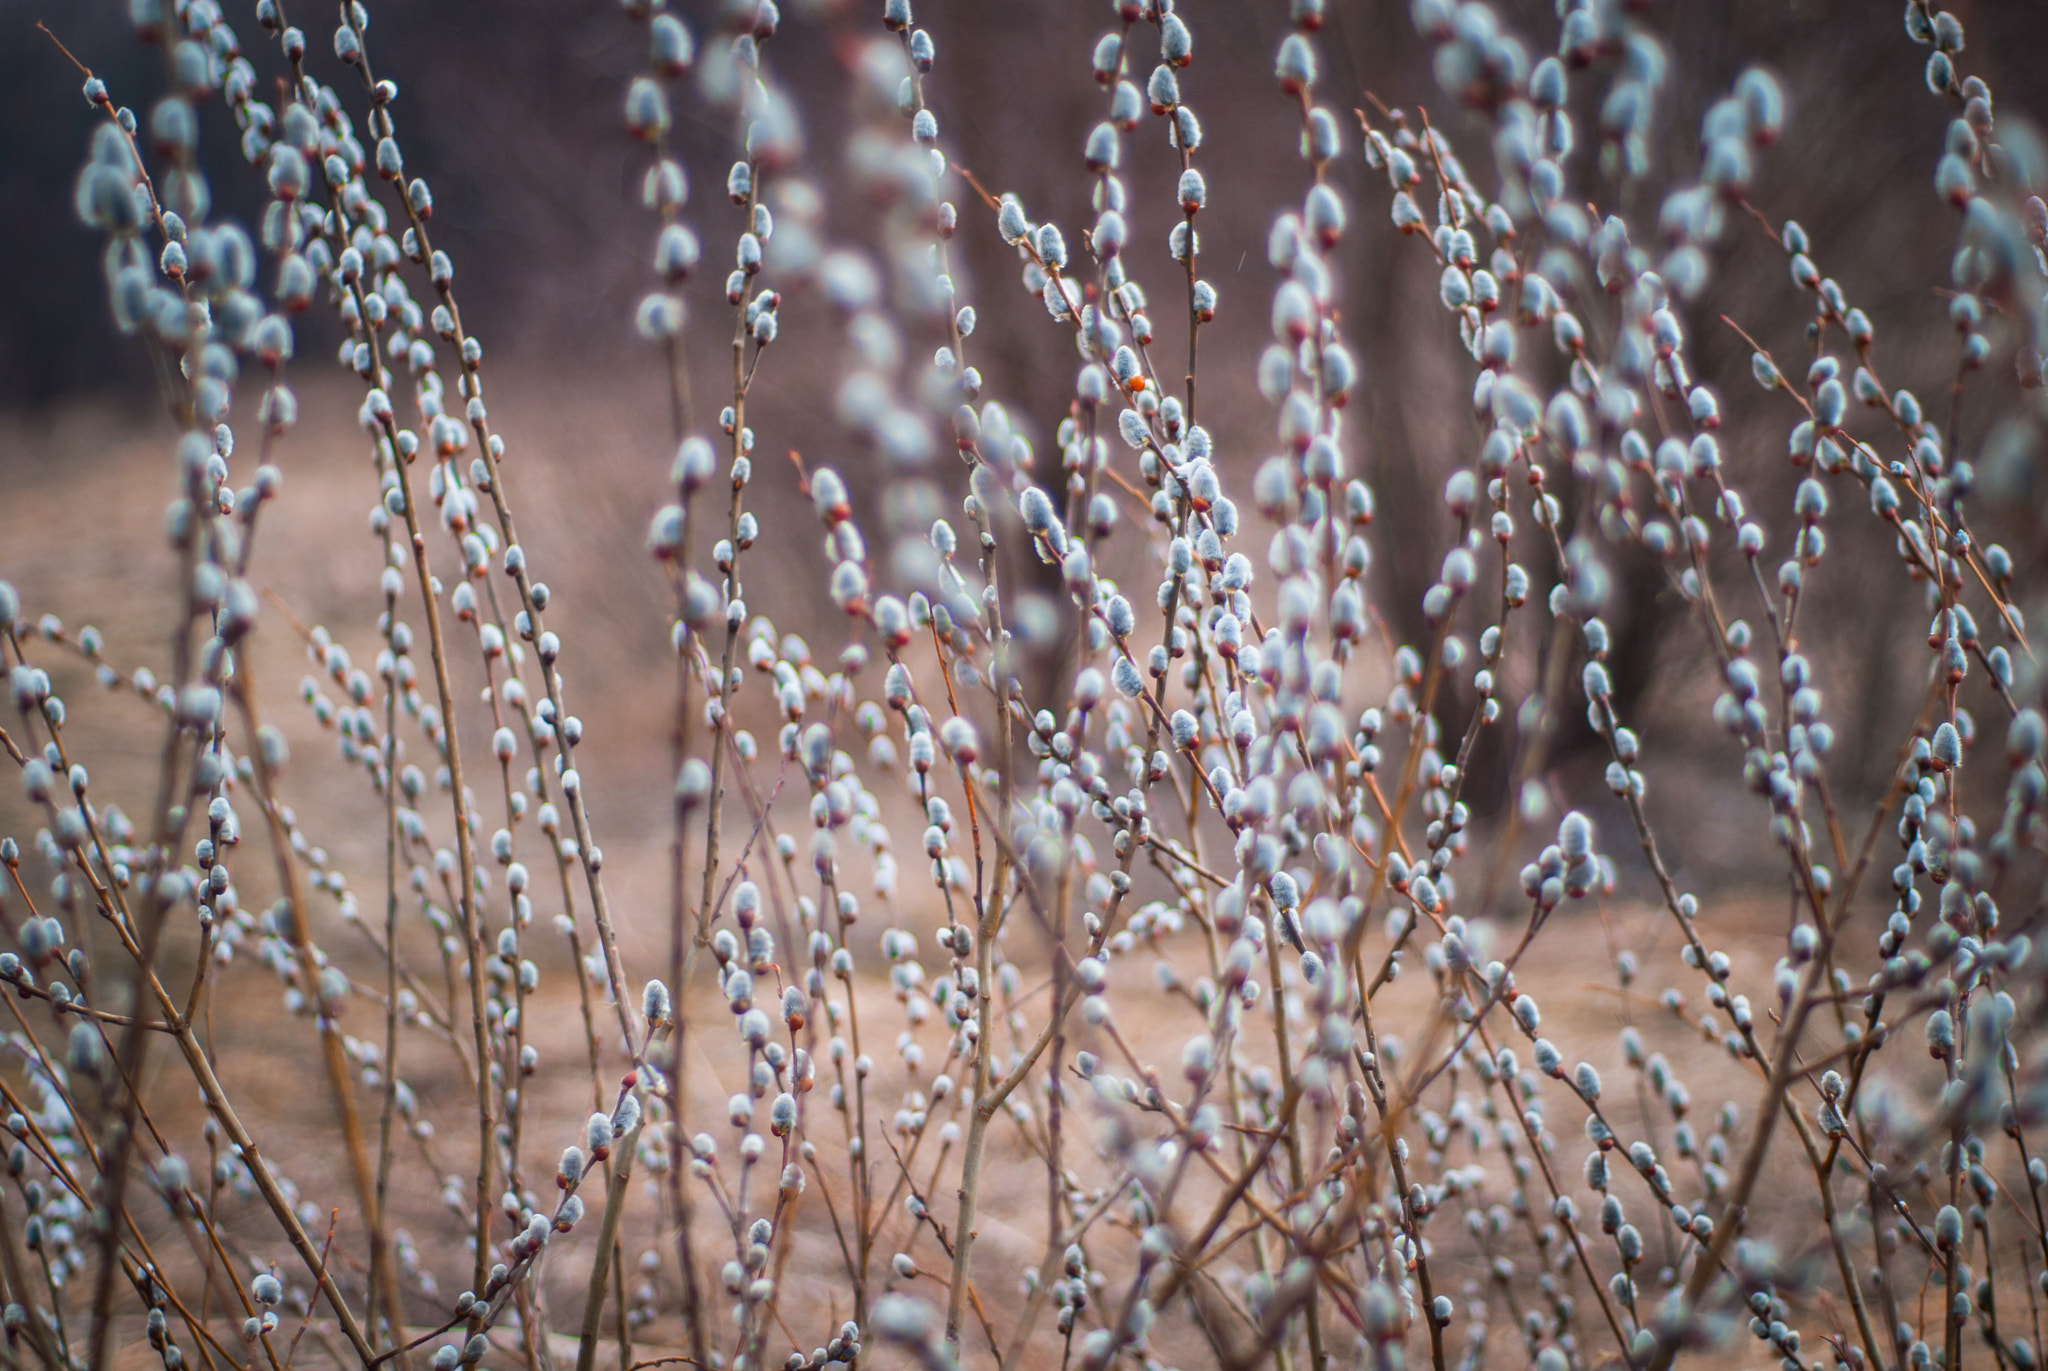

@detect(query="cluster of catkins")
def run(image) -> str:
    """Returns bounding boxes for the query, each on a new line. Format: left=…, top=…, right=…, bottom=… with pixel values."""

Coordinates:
left=4, top=0, right=2048, bottom=1369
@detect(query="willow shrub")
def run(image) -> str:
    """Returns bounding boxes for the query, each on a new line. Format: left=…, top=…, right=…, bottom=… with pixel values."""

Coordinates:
left=5, top=2, right=2048, bottom=1370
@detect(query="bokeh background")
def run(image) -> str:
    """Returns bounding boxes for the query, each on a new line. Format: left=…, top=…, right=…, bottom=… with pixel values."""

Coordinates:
left=3, top=0, right=2048, bottom=1363
left=7, top=0, right=2047, bottom=885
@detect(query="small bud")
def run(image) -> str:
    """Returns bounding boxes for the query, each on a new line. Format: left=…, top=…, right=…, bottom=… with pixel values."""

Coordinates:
left=1276, top=33, right=1316, bottom=93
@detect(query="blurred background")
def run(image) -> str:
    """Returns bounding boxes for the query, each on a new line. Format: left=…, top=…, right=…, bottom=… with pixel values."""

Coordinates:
left=0, top=0, right=2045, bottom=946
left=2, top=1, right=2046, bottom=1355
